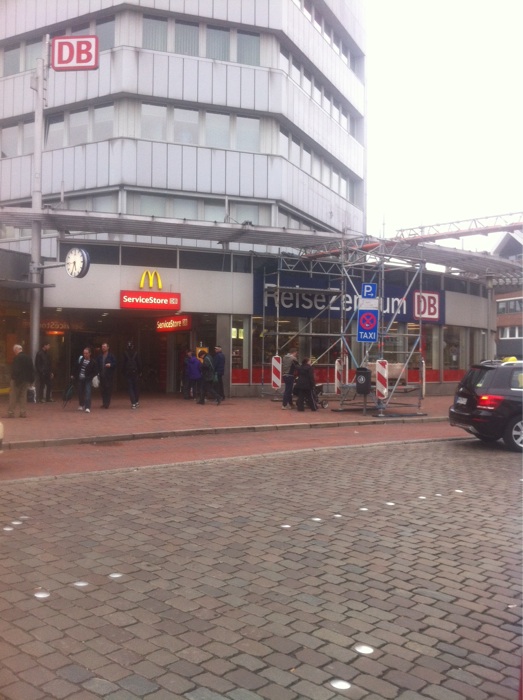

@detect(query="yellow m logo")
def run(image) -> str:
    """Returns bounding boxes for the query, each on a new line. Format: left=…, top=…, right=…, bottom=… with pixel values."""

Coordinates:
left=139, top=270, right=163, bottom=290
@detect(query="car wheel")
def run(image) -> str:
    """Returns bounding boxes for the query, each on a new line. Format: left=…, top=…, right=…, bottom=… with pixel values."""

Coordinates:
left=503, top=416, right=523, bottom=452
left=477, top=434, right=499, bottom=444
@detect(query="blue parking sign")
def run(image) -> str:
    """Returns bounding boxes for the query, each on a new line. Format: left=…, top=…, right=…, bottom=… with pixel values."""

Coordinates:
left=361, top=283, right=377, bottom=299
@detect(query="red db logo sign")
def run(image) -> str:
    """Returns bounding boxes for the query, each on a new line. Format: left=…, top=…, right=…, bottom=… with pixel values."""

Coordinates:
left=414, top=292, right=440, bottom=321
left=51, top=36, right=99, bottom=71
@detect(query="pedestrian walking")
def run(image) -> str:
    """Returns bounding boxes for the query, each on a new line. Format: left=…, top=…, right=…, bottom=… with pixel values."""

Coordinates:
left=73, top=347, right=97, bottom=413
left=96, top=342, right=117, bottom=408
left=183, top=350, right=202, bottom=400
left=281, top=347, right=299, bottom=409
left=213, top=345, right=226, bottom=399
left=34, top=341, right=54, bottom=403
left=7, top=344, right=35, bottom=418
left=197, top=350, right=222, bottom=405
left=294, top=357, right=317, bottom=412
left=122, top=341, right=142, bottom=409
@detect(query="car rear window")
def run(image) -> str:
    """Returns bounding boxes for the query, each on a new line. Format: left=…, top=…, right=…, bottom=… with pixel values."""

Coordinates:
left=460, top=367, right=492, bottom=390
left=510, top=369, right=523, bottom=390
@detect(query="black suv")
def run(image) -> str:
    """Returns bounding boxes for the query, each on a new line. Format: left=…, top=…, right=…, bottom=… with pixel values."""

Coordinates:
left=449, top=360, right=522, bottom=452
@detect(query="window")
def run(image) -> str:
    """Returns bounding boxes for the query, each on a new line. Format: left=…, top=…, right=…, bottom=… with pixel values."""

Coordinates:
left=179, top=250, right=230, bottom=271
left=302, top=145, right=311, bottom=173
left=143, top=16, right=167, bottom=51
left=291, top=58, right=301, bottom=84
left=206, top=27, right=229, bottom=61
left=205, top=113, right=229, bottom=148
left=279, top=129, right=289, bottom=158
left=302, top=70, right=312, bottom=96
left=46, top=115, right=64, bottom=150
left=25, top=40, right=42, bottom=71
left=279, top=48, right=289, bottom=72
left=141, top=103, right=167, bottom=141
left=173, top=197, right=198, bottom=219
left=71, top=24, right=89, bottom=36
left=312, top=80, right=321, bottom=104
left=175, top=21, right=199, bottom=56
left=92, top=194, right=118, bottom=213
left=312, top=153, right=321, bottom=180
left=290, top=137, right=300, bottom=166
left=22, top=122, right=34, bottom=154
left=3, top=45, right=20, bottom=76
left=93, top=104, right=114, bottom=141
left=313, top=10, right=322, bottom=33
left=304, top=1, right=312, bottom=21
left=236, top=117, right=259, bottom=152
left=203, top=200, right=225, bottom=222
left=233, top=203, right=259, bottom=225
left=96, top=18, right=115, bottom=51
left=69, top=110, right=88, bottom=146
left=140, top=194, right=166, bottom=216
left=173, top=108, right=199, bottom=144
left=237, top=32, right=260, bottom=66
left=1, top=125, right=18, bottom=158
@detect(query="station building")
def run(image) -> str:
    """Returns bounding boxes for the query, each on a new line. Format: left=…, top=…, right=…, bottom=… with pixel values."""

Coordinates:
left=0, top=0, right=520, bottom=396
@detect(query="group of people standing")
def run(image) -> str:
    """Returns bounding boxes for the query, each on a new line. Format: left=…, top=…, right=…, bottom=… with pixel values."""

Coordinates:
left=183, top=346, right=225, bottom=406
left=73, top=341, right=142, bottom=412
left=281, top=348, right=318, bottom=412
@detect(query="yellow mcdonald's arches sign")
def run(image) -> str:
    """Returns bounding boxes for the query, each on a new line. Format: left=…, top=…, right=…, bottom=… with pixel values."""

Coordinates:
left=139, top=269, right=163, bottom=290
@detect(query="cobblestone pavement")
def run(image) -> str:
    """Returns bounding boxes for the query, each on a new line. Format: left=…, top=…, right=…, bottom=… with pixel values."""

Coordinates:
left=0, top=440, right=520, bottom=700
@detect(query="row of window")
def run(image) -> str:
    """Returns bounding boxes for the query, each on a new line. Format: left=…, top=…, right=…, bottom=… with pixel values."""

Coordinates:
left=498, top=326, right=523, bottom=339
left=497, top=298, right=523, bottom=314
left=2, top=18, right=115, bottom=76
left=279, top=48, right=356, bottom=136
left=291, top=0, right=360, bottom=74
left=1, top=103, right=357, bottom=202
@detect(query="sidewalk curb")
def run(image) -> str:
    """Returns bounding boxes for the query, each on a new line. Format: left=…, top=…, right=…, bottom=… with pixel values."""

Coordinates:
left=3, top=415, right=448, bottom=451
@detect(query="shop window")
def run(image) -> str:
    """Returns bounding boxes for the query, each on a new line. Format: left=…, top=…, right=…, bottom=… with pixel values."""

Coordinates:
left=232, top=255, right=251, bottom=273
left=232, top=316, right=250, bottom=372
left=206, top=26, right=229, bottom=61
left=93, top=104, right=114, bottom=141
left=3, top=45, right=20, bottom=76
left=143, top=16, right=167, bottom=51
left=60, top=243, right=119, bottom=265
left=96, top=18, right=115, bottom=51
left=175, top=21, right=199, bottom=56
left=121, top=247, right=178, bottom=268
left=141, top=103, right=167, bottom=141
left=179, top=250, right=231, bottom=271
left=237, top=32, right=260, bottom=66
left=1, top=124, right=18, bottom=158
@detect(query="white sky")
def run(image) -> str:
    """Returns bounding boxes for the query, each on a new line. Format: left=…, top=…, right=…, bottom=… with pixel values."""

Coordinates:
left=363, top=0, right=523, bottom=249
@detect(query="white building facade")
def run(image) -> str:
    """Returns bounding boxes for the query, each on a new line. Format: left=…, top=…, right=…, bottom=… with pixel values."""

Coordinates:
left=0, top=0, right=367, bottom=394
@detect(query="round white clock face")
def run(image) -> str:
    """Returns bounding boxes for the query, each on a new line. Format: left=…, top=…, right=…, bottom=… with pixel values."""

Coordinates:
left=65, top=248, right=90, bottom=279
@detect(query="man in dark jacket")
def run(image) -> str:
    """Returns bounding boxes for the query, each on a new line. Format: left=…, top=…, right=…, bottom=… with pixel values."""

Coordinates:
left=96, top=342, right=117, bottom=409
left=122, top=341, right=142, bottom=409
left=35, top=341, right=54, bottom=403
left=197, top=350, right=222, bottom=405
left=8, top=344, right=35, bottom=418
left=213, top=345, right=226, bottom=399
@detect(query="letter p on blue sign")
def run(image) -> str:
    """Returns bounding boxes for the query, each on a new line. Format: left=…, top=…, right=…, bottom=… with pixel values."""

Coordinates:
left=361, top=283, right=377, bottom=299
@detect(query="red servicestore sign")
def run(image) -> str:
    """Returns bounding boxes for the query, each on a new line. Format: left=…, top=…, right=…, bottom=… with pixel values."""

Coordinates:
left=120, top=290, right=181, bottom=310
left=156, top=315, right=192, bottom=333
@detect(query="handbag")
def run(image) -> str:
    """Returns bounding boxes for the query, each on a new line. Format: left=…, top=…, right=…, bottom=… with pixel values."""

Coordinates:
left=92, top=374, right=100, bottom=388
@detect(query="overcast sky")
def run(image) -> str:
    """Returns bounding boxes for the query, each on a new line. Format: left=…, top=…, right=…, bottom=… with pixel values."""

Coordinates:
left=363, top=0, right=523, bottom=248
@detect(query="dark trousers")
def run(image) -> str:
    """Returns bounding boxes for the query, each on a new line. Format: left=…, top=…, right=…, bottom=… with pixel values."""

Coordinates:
left=282, top=374, right=295, bottom=407
left=78, top=379, right=92, bottom=410
left=126, top=375, right=140, bottom=405
left=199, top=379, right=221, bottom=403
left=100, top=376, right=114, bottom=408
left=215, top=374, right=224, bottom=399
left=296, top=388, right=317, bottom=412
left=36, top=372, right=52, bottom=402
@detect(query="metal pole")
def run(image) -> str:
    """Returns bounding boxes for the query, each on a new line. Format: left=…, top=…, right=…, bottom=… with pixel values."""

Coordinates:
left=29, top=39, right=47, bottom=362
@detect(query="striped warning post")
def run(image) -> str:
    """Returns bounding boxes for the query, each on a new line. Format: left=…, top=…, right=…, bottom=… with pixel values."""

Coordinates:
left=376, top=359, right=388, bottom=400
left=271, top=355, right=282, bottom=389
left=335, top=358, right=343, bottom=394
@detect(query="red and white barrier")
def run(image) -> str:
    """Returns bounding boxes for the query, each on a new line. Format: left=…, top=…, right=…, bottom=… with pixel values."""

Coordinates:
left=335, top=358, right=343, bottom=394
left=271, top=355, right=282, bottom=389
left=376, top=359, right=388, bottom=400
